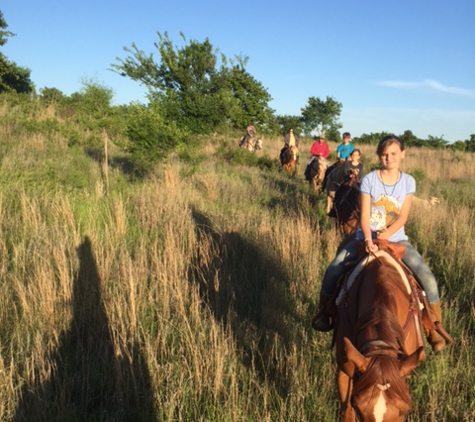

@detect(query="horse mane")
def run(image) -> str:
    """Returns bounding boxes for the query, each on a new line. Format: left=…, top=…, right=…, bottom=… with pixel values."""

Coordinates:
left=356, top=266, right=405, bottom=349
left=352, top=261, right=413, bottom=407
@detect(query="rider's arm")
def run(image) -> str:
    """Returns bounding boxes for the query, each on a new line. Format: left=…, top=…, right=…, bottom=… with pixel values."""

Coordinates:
left=360, top=192, right=374, bottom=253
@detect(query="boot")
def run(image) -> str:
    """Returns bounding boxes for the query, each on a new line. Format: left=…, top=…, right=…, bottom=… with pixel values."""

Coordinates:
left=427, top=302, right=453, bottom=352
left=311, top=293, right=335, bottom=332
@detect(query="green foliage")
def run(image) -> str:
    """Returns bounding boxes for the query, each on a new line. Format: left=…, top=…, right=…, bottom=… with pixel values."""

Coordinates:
left=220, top=145, right=261, bottom=167
left=464, top=134, right=475, bottom=152
left=300, top=96, right=342, bottom=136
left=400, top=130, right=423, bottom=147
left=426, top=134, right=448, bottom=149
left=407, top=167, right=426, bottom=185
left=0, top=11, right=14, bottom=46
left=112, top=32, right=275, bottom=135
left=353, top=132, right=390, bottom=145
left=66, top=78, right=113, bottom=121
left=39, top=87, right=66, bottom=105
left=449, top=141, right=466, bottom=152
left=0, top=11, right=34, bottom=94
left=225, top=64, right=274, bottom=130
left=125, top=104, right=189, bottom=174
left=275, top=115, right=304, bottom=136
left=324, top=125, right=342, bottom=143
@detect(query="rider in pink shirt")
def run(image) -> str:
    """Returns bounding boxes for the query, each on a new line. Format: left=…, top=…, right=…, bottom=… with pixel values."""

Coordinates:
left=310, top=135, right=330, bottom=159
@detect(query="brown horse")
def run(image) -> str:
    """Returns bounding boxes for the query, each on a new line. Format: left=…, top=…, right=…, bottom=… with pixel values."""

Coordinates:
left=332, top=175, right=361, bottom=236
left=334, top=242, right=426, bottom=421
left=280, top=145, right=298, bottom=175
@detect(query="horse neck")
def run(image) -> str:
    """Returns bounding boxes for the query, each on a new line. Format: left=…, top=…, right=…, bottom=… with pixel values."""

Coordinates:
left=353, top=264, right=407, bottom=352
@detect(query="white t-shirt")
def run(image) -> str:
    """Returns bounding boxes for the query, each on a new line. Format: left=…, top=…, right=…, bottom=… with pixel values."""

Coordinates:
left=356, top=170, right=416, bottom=242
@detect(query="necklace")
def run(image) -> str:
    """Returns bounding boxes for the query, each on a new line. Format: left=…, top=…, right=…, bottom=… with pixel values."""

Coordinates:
left=379, top=170, right=400, bottom=197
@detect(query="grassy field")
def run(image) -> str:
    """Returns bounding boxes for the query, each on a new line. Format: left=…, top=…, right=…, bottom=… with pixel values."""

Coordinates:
left=0, top=104, right=474, bottom=421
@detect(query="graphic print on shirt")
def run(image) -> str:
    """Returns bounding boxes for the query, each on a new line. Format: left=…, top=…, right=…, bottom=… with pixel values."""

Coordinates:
left=371, top=194, right=400, bottom=231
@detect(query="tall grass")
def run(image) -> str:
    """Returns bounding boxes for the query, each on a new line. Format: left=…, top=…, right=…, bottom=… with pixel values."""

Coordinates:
left=0, top=115, right=474, bottom=421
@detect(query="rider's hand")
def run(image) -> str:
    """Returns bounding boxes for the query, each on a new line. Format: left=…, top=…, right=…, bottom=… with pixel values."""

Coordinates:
left=365, top=239, right=378, bottom=254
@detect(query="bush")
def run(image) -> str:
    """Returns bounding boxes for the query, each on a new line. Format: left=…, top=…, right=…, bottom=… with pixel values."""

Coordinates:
left=126, top=104, right=189, bottom=175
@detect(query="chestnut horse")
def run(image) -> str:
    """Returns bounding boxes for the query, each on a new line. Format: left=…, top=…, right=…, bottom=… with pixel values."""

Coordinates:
left=332, top=176, right=361, bottom=236
left=280, top=145, right=298, bottom=175
left=333, top=241, right=426, bottom=421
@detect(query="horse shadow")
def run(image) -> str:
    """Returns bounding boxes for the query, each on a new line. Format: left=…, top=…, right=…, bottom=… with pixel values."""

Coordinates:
left=189, top=208, right=301, bottom=395
left=13, top=237, right=156, bottom=422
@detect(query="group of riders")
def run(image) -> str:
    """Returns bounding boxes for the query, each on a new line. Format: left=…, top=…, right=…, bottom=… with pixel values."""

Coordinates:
left=276, top=128, right=452, bottom=354
left=279, top=130, right=362, bottom=218
left=243, top=125, right=453, bottom=417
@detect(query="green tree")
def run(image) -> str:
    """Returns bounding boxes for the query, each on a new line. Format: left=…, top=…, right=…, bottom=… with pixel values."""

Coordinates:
left=225, top=60, right=274, bottom=130
left=425, top=135, right=448, bottom=149
left=39, top=87, right=66, bottom=105
left=300, top=96, right=342, bottom=136
left=353, top=132, right=389, bottom=145
left=0, top=11, right=14, bottom=46
left=465, top=134, right=475, bottom=152
left=275, top=114, right=304, bottom=136
left=125, top=103, right=189, bottom=174
left=0, top=11, right=34, bottom=94
left=399, top=130, right=423, bottom=147
left=112, top=32, right=227, bottom=133
left=450, top=140, right=466, bottom=152
left=324, top=125, right=342, bottom=143
left=112, top=32, right=273, bottom=134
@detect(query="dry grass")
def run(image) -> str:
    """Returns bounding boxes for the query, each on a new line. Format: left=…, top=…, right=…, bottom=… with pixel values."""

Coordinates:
left=0, top=126, right=474, bottom=421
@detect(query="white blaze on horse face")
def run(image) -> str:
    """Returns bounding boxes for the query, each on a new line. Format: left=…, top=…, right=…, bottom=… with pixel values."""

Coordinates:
left=373, top=390, right=388, bottom=422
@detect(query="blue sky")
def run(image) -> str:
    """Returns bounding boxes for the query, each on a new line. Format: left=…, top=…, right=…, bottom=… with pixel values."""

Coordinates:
left=2, top=0, right=474, bottom=142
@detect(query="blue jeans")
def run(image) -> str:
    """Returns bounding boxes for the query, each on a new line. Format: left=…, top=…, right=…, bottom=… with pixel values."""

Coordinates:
left=320, top=238, right=440, bottom=303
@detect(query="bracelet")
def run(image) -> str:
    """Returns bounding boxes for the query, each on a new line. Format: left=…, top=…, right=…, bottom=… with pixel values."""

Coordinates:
left=364, top=238, right=372, bottom=243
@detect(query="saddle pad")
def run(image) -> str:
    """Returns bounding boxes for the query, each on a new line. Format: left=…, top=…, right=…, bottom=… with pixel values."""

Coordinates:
left=336, top=250, right=412, bottom=306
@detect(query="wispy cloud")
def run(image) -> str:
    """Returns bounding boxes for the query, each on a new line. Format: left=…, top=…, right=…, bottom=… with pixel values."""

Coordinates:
left=377, top=79, right=475, bottom=98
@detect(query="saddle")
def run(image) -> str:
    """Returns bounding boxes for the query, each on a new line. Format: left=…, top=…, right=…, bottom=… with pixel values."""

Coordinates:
left=331, top=240, right=451, bottom=347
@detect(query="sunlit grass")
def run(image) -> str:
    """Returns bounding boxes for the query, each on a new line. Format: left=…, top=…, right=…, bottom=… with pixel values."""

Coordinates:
left=0, top=115, right=474, bottom=421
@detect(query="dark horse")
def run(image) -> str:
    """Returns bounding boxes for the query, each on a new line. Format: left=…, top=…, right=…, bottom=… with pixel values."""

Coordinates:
left=334, top=241, right=426, bottom=421
left=321, top=160, right=343, bottom=193
left=331, top=175, right=361, bottom=236
left=304, top=157, right=328, bottom=191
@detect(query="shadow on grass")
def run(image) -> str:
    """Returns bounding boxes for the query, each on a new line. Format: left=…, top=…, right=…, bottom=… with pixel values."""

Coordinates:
left=189, top=208, right=302, bottom=397
left=14, top=237, right=156, bottom=422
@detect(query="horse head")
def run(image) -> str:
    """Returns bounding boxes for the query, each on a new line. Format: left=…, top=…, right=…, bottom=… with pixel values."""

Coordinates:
left=335, top=251, right=426, bottom=421
left=282, top=146, right=297, bottom=174
left=289, top=145, right=298, bottom=161
left=333, top=179, right=361, bottom=235
left=344, top=338, right=424, bottom=422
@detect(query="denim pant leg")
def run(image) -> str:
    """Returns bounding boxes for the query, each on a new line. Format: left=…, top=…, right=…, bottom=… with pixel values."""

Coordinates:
left=399, top=240, right=440, bottom=303
left=321, top=239, right=359, bottom=296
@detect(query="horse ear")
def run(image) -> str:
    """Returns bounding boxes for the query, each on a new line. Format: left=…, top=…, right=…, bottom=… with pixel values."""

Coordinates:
left=344, top=337, right=370, bottom=373
left=399, top=347, right=424, bottom=377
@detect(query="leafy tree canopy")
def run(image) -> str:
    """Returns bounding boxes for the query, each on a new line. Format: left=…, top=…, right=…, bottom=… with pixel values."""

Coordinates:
left=300, top=96, right=342, bottom=136
left=0, top=11, right=14, bottom=46
left=465, top=134, right=475, bottom=152
left=275, top=114, right=304, bottom=136
left=112, top=32, right=274, bottom=134
left=0, top=10, right=34, bottom=94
